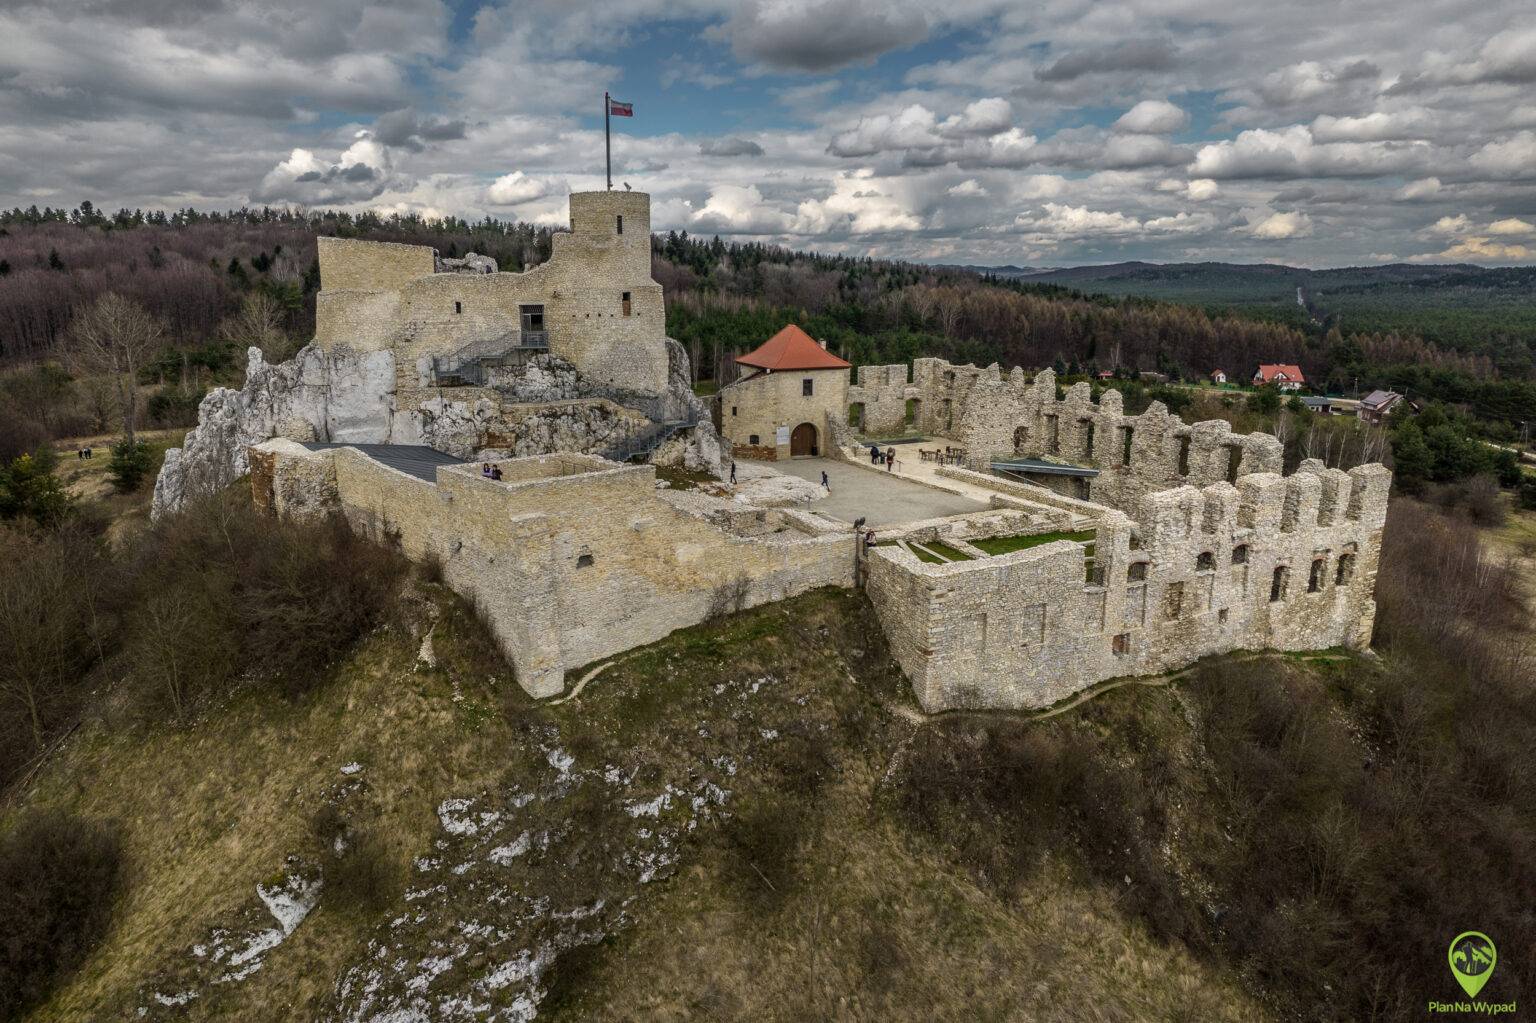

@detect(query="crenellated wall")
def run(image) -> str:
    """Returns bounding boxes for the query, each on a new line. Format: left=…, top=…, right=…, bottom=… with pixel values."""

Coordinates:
left=868, top=458, right=1391, bottom=712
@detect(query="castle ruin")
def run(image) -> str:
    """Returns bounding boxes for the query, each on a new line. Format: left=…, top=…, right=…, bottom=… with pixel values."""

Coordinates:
left=154, top=189, right=1391, bottom=711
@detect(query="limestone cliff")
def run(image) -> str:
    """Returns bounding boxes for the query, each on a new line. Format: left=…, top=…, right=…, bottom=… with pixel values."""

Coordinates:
left=152, top=345, right=395, bottom=519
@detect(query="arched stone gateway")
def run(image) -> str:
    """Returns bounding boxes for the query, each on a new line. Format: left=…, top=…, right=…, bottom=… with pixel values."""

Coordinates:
left=790, top=422, right=819, bottom=457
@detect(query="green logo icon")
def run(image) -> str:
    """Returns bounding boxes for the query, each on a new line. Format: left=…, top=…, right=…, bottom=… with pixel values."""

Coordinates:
left=1448, top=931, right=1497, bottom=999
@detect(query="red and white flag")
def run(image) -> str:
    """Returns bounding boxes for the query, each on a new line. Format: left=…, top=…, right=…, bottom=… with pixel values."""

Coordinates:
left=608, top=98, right=633, bottom=117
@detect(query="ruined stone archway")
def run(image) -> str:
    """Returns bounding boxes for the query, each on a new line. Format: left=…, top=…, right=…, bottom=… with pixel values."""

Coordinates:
left=1012, top=425, right=1029, bottom=454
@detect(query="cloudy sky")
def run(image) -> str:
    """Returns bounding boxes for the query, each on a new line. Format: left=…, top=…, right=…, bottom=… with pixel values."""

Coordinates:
left=2, top=0, right=1533, bottom=267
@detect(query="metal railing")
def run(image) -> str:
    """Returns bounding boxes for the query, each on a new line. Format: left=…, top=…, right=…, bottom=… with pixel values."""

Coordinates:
left=432, top=331, right=550, bottom=387
left=597, top=412, right=700, bottom=463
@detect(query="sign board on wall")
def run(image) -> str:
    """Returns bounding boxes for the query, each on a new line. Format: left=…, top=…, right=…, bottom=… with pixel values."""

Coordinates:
left=775, top=426, right=790, bottom=445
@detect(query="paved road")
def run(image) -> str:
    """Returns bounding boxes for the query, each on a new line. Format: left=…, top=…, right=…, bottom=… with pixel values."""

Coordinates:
left=303, top=443, right=465, bottom=482
left=770, top=457, right=988, bottom=527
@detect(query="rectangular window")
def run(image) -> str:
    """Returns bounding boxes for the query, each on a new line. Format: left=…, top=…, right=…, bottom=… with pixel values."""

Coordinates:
left=622, top=291, right=632, bottom=316
left=616, top=214, right=623, bottom=235
left=1177, top=435, right=1191, bottom=476
left=1270, top=566, right=1289, bottom=603
left=454, top=301, right=462, bottom=315
left=1121, top=426, right=1134, bottom=466
left=749, top=434, right=760, bottom=445
left=802, top=378, right=814, bottom=397
left=1112, top=633, right=1130, bottom=656
left=731, top=406, right=738, bottom=417
left=1164, top=581, right=1184, bottom=619
left=1309, top=558, right=1326, bottom=593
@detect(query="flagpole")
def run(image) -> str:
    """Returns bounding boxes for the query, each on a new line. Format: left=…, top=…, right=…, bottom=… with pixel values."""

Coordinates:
left=604, top=91, right=611, bottom=190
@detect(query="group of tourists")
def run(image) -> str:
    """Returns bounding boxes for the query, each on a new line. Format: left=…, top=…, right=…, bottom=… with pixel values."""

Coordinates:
left=479, top=462, right=504, bottom=481
left=867, top=444, right=897, bottom=471
left=75, top=446, right=95, bottom=459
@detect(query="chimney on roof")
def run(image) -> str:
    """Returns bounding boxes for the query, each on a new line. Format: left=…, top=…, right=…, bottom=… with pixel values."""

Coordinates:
left=818, top=338, right=827, bottom=350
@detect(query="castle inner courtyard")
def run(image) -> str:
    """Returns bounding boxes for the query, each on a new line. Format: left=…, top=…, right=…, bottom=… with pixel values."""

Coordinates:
left=770, top=456, right=989, bottom=527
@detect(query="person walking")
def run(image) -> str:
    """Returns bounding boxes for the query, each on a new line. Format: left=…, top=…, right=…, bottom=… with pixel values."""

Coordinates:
left=821, top=469, right=829, bottom=492
left=730, top=460, right=737, bottom=485
left=886, top=447, right=896, bottom=471
left=869, top=444, right=880, bottom=464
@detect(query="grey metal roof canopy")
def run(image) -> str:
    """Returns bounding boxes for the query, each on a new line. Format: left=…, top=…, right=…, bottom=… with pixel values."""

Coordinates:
left=302, top=443, right=466, bottom=482
left=990, top=458, right=1100, bottom=478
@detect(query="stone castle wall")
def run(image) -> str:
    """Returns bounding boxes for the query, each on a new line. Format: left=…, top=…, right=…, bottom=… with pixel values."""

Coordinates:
left=251, top=443, right=854, bottom=697
left=315, top=191, right=669, bottom=398
left=868, top=459, right=1391, bottom=712
left=719, top=367, right=849, bottom=460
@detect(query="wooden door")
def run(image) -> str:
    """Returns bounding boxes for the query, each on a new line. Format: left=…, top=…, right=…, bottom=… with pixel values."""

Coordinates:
left=790, top=422, right=817, bottom=457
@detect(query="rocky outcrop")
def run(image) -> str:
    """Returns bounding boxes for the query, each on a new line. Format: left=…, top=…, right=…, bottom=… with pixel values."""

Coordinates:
left=152, top=344, right=393, bottom=519
left=485, top=354, right=584, bottom=404
left=435, top=252, right=497, bottom=275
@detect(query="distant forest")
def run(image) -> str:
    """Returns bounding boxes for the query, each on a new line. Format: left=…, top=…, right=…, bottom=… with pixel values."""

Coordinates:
left=3, top=201, right=1534, bottom=432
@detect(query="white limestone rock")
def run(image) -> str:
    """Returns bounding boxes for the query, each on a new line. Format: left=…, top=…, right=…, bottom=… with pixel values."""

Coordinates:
left=151, top=344, right=394, bottom=519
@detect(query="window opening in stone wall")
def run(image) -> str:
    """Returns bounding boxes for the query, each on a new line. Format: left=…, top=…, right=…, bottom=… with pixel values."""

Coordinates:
left=905, top=398, right=918, bottom=426
left=454, top=300, right=462, bottom=315
left=1226, top=445, right=1243, bottom=483
left=616, top=215, right=623, bottom=234
left=1232, top=544, right=1249, bottom=564
left=576, top=554, right=594, bottom=568
left=749, top=434, right=760, bottom=445
left=1128, top=561, right=1147, bottom=582
left=1121, top=426, right=1134, bottom=466
left=1074, top=477, right=1091, bottom=500
left=1197, top=551, right=1215, bottom=571
left=1177, top=435, right=1191, bottom=476
left=520, top=304, right=545, bottom=333
left=1046, top=414, right=1060, bottom=454
left=1270, top=566, right=1289, bottom=602
left=848, top=403, right=863, bottom=428
left=1112, top=633, right=1130, bottom=656
left=1083, top=420, right=1095, bottom=459
left=1013, top=425, right=1029, bottom=453
left=802, top=378, right=814, bottom=396
left=1336, top=552, right=1355, bottom=585
left=1218, top=608, right=1229, bottom=624
left=1165, top=581, right=1184, bottom=619
left=1309, top=557, right=1326, bottom=592
left=622, top=291, right=631, bottom=316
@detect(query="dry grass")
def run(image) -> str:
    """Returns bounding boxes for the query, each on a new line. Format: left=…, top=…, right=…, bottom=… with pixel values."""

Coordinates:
left=16, top=584, right=526, bottom=1022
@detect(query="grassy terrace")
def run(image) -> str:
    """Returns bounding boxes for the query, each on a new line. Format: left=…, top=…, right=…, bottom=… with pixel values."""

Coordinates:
left=971, top=530, right=1096, bottom=557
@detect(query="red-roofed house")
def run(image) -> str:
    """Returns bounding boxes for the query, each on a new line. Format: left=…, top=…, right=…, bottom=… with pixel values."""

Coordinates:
left=720, top=324, right=852, bottom=459
left=1253, top=364, right=1305, bottom=391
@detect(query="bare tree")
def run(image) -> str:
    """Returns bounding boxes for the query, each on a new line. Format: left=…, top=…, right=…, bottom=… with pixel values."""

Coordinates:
left=68, top=292, right=163, bottom=446
left=218, top=290, right=291, bottom=361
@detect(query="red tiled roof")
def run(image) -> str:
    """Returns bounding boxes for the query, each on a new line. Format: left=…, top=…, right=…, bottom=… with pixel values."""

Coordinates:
left=735, top=324, right=851, bottom=371
left=1254, top=363, right=1305, bottom=383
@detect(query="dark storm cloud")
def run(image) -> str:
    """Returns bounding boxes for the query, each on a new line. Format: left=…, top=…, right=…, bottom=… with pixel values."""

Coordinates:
left=372, top=107, right=468, bottom=152
left=1035, top=39, right=1178, bottom=83
left=716, top=0, right=928, bottom=72
left=699, top=137, right=765, bottom=157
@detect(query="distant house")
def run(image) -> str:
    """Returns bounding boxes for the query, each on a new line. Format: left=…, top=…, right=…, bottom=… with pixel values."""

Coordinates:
left=1300, top=396, right=1333, bottom=415
left=1357, top=390, right=1403, bottom=425
left=1096, top=370, right=1115, bottom=380
left=1211, top=369, right=1227, bottom=384
left=1254, top=364, right=1305, bottom=391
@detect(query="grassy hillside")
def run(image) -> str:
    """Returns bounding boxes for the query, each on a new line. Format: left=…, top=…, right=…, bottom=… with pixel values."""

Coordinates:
left=5, top=492, right=1533, bottom=1021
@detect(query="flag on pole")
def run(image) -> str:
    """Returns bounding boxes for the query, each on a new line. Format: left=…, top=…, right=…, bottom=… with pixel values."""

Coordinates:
left=608, top=98, right=633, bottom=117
